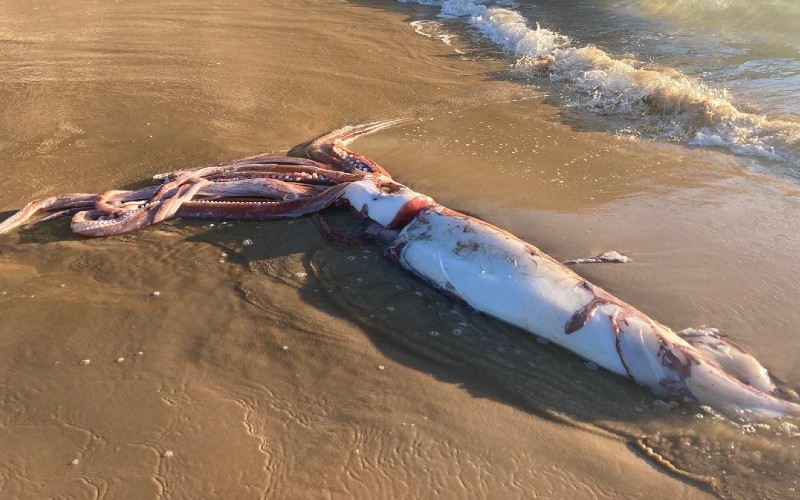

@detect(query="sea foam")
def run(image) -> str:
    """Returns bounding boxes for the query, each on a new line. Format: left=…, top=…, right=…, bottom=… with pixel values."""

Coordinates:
left=400, top=0, right=800, bottom=169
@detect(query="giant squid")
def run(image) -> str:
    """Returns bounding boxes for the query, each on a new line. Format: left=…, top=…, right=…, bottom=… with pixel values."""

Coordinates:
left=1, top=120, right=798, bottom=419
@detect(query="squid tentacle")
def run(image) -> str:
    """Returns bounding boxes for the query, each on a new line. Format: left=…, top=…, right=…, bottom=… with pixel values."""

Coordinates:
left=306, top=119, right=409, bottom=176
left=0, top=194, right=99, bottom=235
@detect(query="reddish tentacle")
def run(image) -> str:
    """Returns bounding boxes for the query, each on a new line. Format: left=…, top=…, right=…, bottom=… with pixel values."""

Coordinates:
left=1, top=121, right=405, bottom=237
left=306, top=120, right=408, bottom=176
left=0, top=194, right=99, bottom=235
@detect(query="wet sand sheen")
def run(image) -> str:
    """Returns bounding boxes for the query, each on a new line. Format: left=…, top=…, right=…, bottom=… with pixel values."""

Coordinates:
left=0, top=0, right=797, bottom=498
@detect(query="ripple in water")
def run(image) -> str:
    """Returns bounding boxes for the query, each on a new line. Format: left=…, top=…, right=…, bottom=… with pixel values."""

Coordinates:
left=399, top=0, right=800, bottom=177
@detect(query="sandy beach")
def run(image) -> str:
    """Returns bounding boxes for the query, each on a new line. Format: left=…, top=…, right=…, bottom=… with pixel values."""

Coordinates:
left=1, top=0, right=798, bottom=498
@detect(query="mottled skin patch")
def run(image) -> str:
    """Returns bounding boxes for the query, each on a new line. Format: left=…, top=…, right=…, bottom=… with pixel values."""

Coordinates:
left=609, top=313, right=635, bottom=380
left=563, top=282, right=638, bottom=381
left=565, top=298, right=607, bottom=335
left=569, top=293, right=698, bottom=399
left=453, top=240, right=481, bottom=256
left=564, top=281, right=669, bottom=387
left=564, top=282, right=626, bottom=335
left=658, top=341, right=693, bottom=380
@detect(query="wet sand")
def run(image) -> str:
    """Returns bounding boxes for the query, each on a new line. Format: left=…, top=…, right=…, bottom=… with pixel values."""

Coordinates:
left=1, top=0, right=798, bottom=498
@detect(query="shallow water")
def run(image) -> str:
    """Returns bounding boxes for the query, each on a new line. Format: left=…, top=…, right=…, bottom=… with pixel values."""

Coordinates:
left=1, top=0, right=799, bottom=498
left=400, top=0, right=800, bottom=175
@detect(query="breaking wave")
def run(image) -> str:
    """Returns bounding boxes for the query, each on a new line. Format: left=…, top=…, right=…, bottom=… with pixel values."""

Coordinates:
left=399, top=0, right=800, bottom=169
